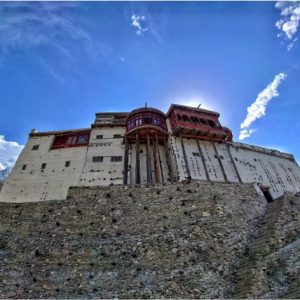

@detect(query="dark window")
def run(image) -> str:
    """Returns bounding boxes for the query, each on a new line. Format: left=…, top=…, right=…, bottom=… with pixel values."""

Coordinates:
left=111, top=156, right=122, bottom=162
left=96, top=135, right=103, bottom=139
left=32, top=145, right=39, bottom=150
left=182, top=115, right=190, bottom=122
left=191, top=116, right=199, bottom=124
left=41, top=163, right=47, bottom=170
left=113, top=134, right=121, bottom=138
left=65, top=161, right=71, bottom=167
left=22, top=164, right=27, bottom=170
left=261, top=189, right=273, bottom=203
left=144, top=115, right=152, bottom=125
left=77, top=135, right=89, bottom=144
left=200, top=118, right=207, bottom=125
left=192, top=152, right=200, bottom=157
left=207, top=120, right=216, bottom=128
left=93, top=156, right=103, bottom=162
left=177, top=114, right=182, bottom=121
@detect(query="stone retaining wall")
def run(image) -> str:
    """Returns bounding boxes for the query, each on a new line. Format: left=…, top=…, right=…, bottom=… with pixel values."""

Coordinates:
left=0, top=182, right=266, bottom=298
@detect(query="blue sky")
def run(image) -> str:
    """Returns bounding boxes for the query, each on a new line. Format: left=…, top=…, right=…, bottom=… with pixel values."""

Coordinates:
left=0, top=1, right=300, bottom=170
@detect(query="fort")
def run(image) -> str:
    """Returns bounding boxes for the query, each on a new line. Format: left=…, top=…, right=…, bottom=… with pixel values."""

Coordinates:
left=0, top=103, right=299, bottom=202
left=0, top=104, right=300, bottom=298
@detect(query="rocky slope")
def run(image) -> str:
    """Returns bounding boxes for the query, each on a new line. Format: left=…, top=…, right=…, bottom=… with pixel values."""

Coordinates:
left=0, top=181, right=299, bottom=299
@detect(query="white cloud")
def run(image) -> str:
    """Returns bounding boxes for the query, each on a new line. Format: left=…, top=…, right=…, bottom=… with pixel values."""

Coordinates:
left=239, top=73, right=287, bottom=141
left=131, top=14, right=148, bottom=35
left=239, top=129, right=256, bottom=140
left=0, top=135, right=23, bottom=171
left=275, top=1, right=300, bottom=50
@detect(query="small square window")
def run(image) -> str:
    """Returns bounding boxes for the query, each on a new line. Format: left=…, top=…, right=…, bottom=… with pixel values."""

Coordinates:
left=111, top=156, right=122, bottom=162
left=22, top=164, right=27, bottom=170
left=41, top=163, right=47, bottom=170
left=113, top=134, right=121, bottom=138
left=32, top=145, right=39, bottom=150
left=93, top=156, right=103, bottom=162
left=65, top=161, right=71, bottom=167
left=96, top=135, right=103, bottom=139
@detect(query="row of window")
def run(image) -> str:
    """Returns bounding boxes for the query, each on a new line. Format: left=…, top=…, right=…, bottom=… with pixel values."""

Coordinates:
left=127, top=114, right=166, bottom=131
left=22, top=161, right=71, bottom=171
left=177, top=114, right=221, bottom=129
left=22, top=155, right=122, bottom=171
left=96, top=134, right=122, bottom=139
left=93, top=156, right=122, bottom=162
left=31, top=134, right=123, bottom=151
left=52, top=134, right=90, bottom=149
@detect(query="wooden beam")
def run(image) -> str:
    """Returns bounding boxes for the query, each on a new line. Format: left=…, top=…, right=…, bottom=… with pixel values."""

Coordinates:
left=163, top=138, right=175, bottom=183
left=212, top=142, right=228, bottom=182
left=180, top=136, right=191, bottom=178
left=196, top=139, right=210, bottom=182
left=226, top=143, right=242, bottom=183
left=135, top=131, right=141, bottom=184
left=146, top=133, right=153, bottom=185
left=157, top=134, right=165, bottom=184
left=152, top=134, right=160, bottom=183
left=123, top=137, right=129, bottom=185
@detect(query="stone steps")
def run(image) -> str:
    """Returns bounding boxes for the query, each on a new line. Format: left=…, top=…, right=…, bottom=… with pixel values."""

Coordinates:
left=231, top=197, right=287, bottom=298
left=283, top=281, right=300, bottom=299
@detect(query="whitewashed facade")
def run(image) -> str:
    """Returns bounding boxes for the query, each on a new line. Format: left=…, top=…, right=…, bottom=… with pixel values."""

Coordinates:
left=1, top=105, right=299, bottom=202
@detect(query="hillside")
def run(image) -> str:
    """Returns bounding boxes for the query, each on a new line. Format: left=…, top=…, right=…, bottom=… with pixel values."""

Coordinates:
left=0, top=181, right=299, bottom=298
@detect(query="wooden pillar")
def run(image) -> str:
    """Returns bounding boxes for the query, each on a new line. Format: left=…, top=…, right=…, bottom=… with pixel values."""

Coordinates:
left=180, top=135, right=191, bottom=178
left=212, top=142, right=228, bottom=182
left=196, top=139, right=210, bottom=182
left=163, top=138, right=174, bottom=183
left=123, top=137, right=129, bottom=185
left=146, top=133, right=153, bottom=184
left=156, top=134, right=164, bottom=184
left=153, top=134, right=160, bottom=183
left=226, top=143, right=242, bottom=183
left=135, top=131, right=141, bottom=185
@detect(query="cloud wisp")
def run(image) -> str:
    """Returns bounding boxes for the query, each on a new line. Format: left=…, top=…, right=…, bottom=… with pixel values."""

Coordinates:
left=275, top=1, right=300, bottom=50
left=239, top=73, right=287, bottom=140
left=131, top=14, right=148, bottom=35
left=0, top=135, right=23, bottom=171
left=0, top=2, right=110, bottom=80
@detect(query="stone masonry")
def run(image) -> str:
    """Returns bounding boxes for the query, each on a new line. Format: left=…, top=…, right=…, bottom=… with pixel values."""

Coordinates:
left=0, top=181, right=299, bottom=298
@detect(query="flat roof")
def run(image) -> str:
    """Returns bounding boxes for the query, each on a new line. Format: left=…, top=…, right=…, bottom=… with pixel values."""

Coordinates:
left=29, top=128, right=91, bottom=137
left=166, top=104, right=220, bottom=117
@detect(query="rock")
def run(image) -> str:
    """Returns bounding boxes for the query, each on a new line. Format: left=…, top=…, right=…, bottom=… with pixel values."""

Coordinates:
left=6, top=291, right=16, bottom=298
left=202, top=211, right=211, bottom=217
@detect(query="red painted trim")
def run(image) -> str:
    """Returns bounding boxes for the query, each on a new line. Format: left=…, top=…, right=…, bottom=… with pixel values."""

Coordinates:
left=50, top=131, right=90, bottom=150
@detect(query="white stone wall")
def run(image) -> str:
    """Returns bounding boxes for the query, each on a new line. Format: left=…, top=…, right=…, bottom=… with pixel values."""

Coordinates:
left=229, top=143, right=300, bottom=199
left=2, top=124, right=300, bottom=203
left=214, top=142, right=240, bottom=183
left=169, top=136, right=189, bottom=181
left=0, top=135, right=87, bottom=202
left=79, top=127, right=126, bottom=186
left=129, top=143, right=170, bottom=185
left=171, top=137, right=300, bottom=199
